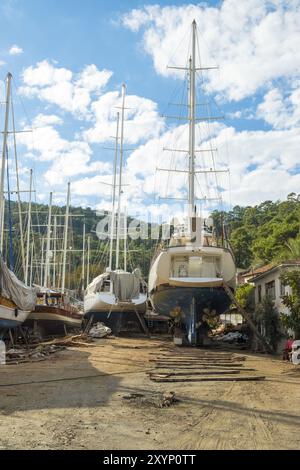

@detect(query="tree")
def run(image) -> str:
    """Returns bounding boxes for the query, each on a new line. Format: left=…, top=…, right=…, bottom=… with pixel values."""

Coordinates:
left=280, top=270, right=300, bottom=337
left=235, top=283, right=254, bottom=310
left=255, top=296, right=281, bottom=352
left=277, top=236, right=300, bottom=262
left=230, top=227, right=254, bottom=268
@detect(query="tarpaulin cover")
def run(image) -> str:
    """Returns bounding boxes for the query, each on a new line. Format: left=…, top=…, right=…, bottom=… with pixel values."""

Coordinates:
left=0, top=257, right=37, bottom=311
left=110, top=269, right=141, bottom=301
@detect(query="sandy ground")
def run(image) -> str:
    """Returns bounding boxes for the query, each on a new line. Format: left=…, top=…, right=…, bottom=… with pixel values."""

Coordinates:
left=0, top=335, right=299, bottom=450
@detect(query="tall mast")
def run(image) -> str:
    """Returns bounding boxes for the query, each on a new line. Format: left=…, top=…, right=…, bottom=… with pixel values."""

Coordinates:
left=109, top=112, right=120, bottom=270
left=29, top=241, right=34, bottom=285
left=0, top=196, right=5, bottom=253
left=116, top=84, right=126, bottom=270
left=52, top=215, right=57, bottom=287
left=87, top=234, right=90, bottom=288
left=44, top=192, right=52, bottom=288
left=40, top=236, right=44, bottom=286
left=25, top=169, right=33, bottom=285
left=188, top=20, right=196, bottom=216
left=124, top=210, right=127, bottom=272
left=81, top=221, right=86, bottom=288
left=0, top=73, right=12, bottom=243
left=61, top=182, right=70, bottom=294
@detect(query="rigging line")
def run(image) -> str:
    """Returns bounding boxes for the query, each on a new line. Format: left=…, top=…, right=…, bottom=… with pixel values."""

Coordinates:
left=10, top=86, right=25, bottom=277
left=12, top=78, right=32, bottom=129
left=160, top=23, right=192, bottom=118
left=195, top=29, right=222, bottom=208
left=12, top=79, right=38, bottom=186
left=164, top=76, right=190, bottom=200
left=162, top=28, right=192, bottom=204
left=6, top=145, right=14, bottom=271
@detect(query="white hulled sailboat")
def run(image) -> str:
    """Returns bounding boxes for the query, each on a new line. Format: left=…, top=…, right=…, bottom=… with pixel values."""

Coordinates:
left=148, top=21, right=236, bottom=345
left=84, top=85, right=147, bottom=332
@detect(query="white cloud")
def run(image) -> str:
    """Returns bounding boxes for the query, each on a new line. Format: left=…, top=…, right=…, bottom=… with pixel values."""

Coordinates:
left=19, top=60, right=113, bottom=117
left=84, top=88, right=165, bottom=144
left=32, top=113, right=63, bottom=127
left=111, top=121, right=300, bottom=213
left=257, top=86, right=300, bottom=129
left=122, top=0, right=300, bottom=101
left=9, top=44, right=23, bottom=55
left=17, top=117, right=111, bottom=187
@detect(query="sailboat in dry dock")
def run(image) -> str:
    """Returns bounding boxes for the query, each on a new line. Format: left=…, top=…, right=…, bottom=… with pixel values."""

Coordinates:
left=26, top=183, right=84, bottom=335
left=84, top=84, right=147, bottom=334
left=0, top=73, right=36, bottom=334
left=148, top=21, right=236, bottom=345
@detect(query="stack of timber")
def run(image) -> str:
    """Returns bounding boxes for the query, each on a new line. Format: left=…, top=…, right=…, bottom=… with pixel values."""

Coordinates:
left=148, top=348, right=265, bottom=382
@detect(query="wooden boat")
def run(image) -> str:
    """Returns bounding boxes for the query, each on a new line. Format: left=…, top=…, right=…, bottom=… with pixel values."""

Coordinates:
left=26, top=291, right=83, bottom=334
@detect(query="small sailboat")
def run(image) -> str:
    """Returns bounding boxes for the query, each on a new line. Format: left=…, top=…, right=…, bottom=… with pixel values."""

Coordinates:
left=84, top=85, right=147, bottom=333
left=148, top=21, right=236, bottom=345
left=26, top=183, right=84, bottom=335
left=0, top=73, right=36, bottom=334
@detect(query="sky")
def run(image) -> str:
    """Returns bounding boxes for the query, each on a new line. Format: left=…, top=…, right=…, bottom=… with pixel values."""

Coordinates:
left=1, top=0, right=300, bottom=222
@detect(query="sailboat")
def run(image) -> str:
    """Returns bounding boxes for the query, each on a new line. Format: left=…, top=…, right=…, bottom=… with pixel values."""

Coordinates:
left=84, top=84, right=147, bottom=333
left=148, top=21, right=236, bottom=345
left=26, top=183, right=84, bottom=335
left=0, top=73, right=36, bottom=333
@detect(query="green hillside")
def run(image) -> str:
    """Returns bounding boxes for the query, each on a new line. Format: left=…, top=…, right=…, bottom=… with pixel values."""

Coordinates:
left=212, top=193, right=300, bottom=269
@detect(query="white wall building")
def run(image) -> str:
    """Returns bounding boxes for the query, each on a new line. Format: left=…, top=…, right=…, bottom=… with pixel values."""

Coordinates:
left=249, top=261, right=300, bottom=345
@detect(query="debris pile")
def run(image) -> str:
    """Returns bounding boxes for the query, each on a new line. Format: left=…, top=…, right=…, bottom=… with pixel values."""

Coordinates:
left=6, top=344, right=65, bottom=364
left=122, top=390, right=179, bottom=408
left=3, top=332, right=107, bottom=365
left=88, top=322, right=112, bottom=338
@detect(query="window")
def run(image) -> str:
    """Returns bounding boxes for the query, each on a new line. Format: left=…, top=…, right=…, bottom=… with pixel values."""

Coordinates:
left=265, top=280, right=276, bottom=300
left=258, top=285, right=262, bottom=303
left=280, top=281, right=285, bottom=296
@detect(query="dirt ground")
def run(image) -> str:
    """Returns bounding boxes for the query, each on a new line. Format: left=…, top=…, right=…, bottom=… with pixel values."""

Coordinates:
left=0, top=335, right=299, bottom=450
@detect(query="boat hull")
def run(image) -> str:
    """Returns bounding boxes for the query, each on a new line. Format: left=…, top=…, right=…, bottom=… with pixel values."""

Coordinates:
left=151, top=285, right=231, bottom=315
left=84, top=292, right=147, bottom=334
left=150, top=285, right=232, bottom=344
left=0, top=303, right=31, bottom=331
left=84, top=292, right=147, bottom=314
left=25, top=305, right=83, bottom=334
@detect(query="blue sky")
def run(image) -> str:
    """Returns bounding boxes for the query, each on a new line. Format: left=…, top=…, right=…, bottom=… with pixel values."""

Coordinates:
left=1, top=0, right=300, bottom=220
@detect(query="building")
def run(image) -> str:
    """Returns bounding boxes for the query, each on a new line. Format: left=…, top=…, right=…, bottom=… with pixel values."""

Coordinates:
left=237, top=263, right=274, bottom=285
left=248, top=261, right=300, bottom=347
left=248, top=261, right=300, bottom=311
